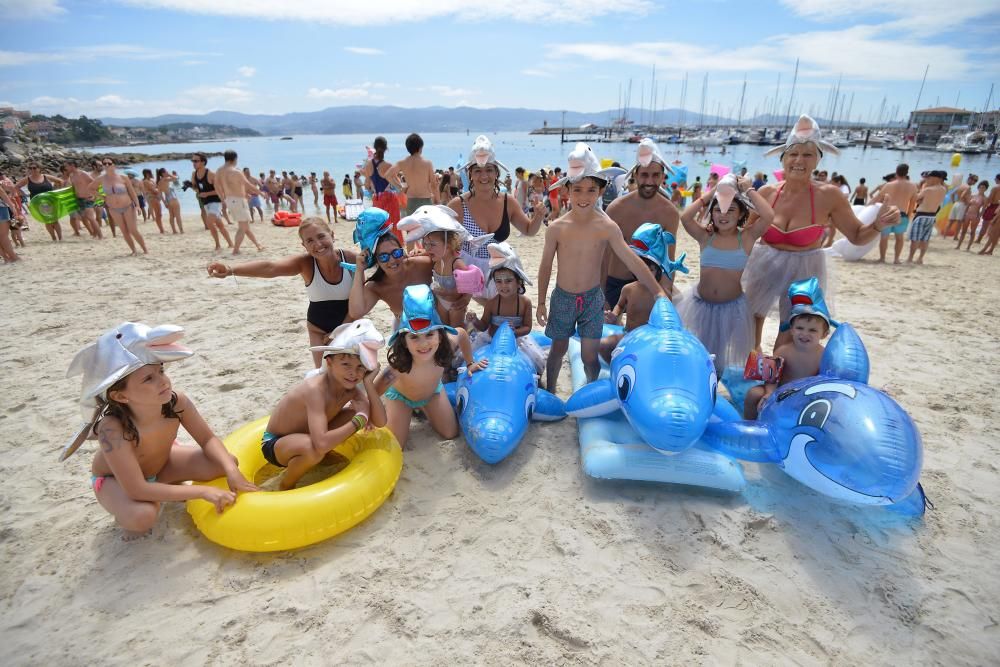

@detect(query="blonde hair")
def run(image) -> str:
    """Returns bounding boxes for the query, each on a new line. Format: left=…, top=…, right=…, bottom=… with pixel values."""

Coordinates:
left=428, top=230, right=462, bottom=254
left=298, top=217, right=331, bottom=237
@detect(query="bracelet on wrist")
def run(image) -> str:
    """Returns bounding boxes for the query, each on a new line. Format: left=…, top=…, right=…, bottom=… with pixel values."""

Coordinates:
left=351, top=414, right=368, bottom=431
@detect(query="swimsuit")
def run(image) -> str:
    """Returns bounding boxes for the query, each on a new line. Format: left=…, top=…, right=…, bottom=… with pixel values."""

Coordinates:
left=370, top=159, right=403, bottom=243
left=460, top=195, right=509, bottom=259
left=305, top=251, right=351, bottom=332
left=91, top=473, right=157, bottom=492
left=762, top=183, right=825, bottom=247
left=881, top=213, right=909, bottom=236
left=545, top=284, right=605, bottom=340
left=701, top=231, right=748, bottom=271
left=909, top=211, right=937, bottom=242
left=225, top=196, right=251, bottom=222
left=604, top=276, right=634, bottom=309
left=261, top=431, right=285, bottom=467
left=384, top=381, right=444, bottom=409
left=194, top=169, right=221, bottom=214
left=27, top=176, right=53, bottom=197
left=949, top=202, right=967, bottom=221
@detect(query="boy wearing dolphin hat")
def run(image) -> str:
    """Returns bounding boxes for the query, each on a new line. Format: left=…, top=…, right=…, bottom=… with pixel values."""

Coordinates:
left=538, top=142, right=669, bottom=389
left=262, top=319, right=387, bottom=489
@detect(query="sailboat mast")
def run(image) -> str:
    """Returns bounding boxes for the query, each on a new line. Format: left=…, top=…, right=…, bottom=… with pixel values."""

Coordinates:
left=783, top=58, right=799, bottom=128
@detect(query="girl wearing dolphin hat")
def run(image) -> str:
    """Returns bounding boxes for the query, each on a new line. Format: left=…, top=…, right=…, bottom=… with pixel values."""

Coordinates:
left=64, top=322, right=257, bottom=538
left=447, top=135, right=546, bottom=298
left=742, top=114, right=901, bottom=351
left=375, top=285, right=486, bottom=447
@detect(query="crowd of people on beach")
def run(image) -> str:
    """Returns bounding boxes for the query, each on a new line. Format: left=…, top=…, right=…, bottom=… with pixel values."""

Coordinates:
left=44, top=118, right=1000, bottom=536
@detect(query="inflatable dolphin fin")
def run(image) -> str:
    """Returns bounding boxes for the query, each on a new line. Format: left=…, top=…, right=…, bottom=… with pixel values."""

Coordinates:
left=566, top=379, right=618, bottom=418
left=340, top=261, right=357, bottom=274
left=701, top=420, right=783, bottom=463
left=664, top=252, right=690, bottom=279
left=649, top=296, right=683, bottom=330
left=534, top=389, right=566, bottom=421
left=491, top=324, right=517, bottom=354
left=820, top=323, right=870, bottom=384
left=884, top=483, right=929, bottom=517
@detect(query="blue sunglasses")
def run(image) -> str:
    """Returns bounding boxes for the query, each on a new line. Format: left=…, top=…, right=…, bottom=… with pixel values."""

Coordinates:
left=376, top=247, right=406, bottom=263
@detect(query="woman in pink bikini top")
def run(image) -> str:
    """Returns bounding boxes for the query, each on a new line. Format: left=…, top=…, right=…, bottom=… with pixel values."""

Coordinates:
left=741, top=114, right=901, bottom=352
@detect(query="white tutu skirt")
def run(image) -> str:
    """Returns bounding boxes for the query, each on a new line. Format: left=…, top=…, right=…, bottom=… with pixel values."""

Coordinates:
left=741, top=244, right=835, bottom=324
left=677, top=289, right=754, bottom=373
left=468, top=329, right=547, bottom=374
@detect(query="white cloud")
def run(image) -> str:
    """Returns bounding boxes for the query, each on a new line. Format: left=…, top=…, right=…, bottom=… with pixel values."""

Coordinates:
left=0, top=0, right=65, bottom=20
left=521, top=69, right=553, bottom=78
left=114, top=0, right=653, bottom=25
left=344, top=47, right=383, bottom=56
left=428, top=85, right=476, bottom=98
left=0, top=44, right=215, bottom=67
left=546, top=42, right=781, bottom=75
left=307, top=87, right=371, bottom=100
left=237, top=65, right=256, bottom=77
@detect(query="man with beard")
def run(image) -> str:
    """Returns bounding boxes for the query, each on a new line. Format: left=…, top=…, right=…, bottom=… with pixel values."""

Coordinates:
left=602, top=139, right=680, bottom=308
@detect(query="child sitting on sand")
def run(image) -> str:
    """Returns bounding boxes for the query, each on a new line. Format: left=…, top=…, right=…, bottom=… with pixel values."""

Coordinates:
left=677, top=173, right=774, bottom=374
left=261, top=320, right=387, bottom=490
left=64, top=322, right=257, bottom=539
left=600, top=223, right=688, bottom=362
left=537, top=143, right=668, bottom=390
left=744, top=278, right=834, bottom=419
left=465, top=242, right=546, bottom=374
left=375, top=285, right=486, bottom=447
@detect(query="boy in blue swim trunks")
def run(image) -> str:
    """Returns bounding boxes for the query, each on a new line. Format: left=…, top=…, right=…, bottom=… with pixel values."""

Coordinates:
left=261, top=319, right=387, bottom=490
left=537, top=143, right=669, bottom=391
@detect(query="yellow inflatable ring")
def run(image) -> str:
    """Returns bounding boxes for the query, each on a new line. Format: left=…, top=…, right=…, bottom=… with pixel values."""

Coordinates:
left=187, top=416, right=403, bottom=552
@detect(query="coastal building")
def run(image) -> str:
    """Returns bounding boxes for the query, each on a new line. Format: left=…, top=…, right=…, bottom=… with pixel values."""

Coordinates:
left=974, top=110, right=1000, bottom=134
left=908, top=107, right=975, bottom=146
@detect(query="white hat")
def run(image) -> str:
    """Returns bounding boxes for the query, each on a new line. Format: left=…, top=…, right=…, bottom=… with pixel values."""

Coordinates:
left=309, top=319, right=385, bottom=371
left=764, top=114, right=840, bottom=158
left=549, top=142, right=607, bottom=190
left=711, top=173, right=756, bottom=214
left=397, top=204, right=468, bottom=244
left=487, top=241, right=532, bottom=286
left=462, top=135, right=509, bottom=174
left=632, top=138, right=676, bottom=175
left=62, top=322, right=193, bottom=461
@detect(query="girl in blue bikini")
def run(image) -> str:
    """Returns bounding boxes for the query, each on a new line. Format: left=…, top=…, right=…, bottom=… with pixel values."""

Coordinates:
left=375, top=285, right=485, bottom=447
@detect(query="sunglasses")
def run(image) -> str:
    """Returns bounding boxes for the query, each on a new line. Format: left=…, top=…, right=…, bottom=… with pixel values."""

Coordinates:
left=103, top=161, right=114, bottom=166
left=376, top=248, right=406, bottom=263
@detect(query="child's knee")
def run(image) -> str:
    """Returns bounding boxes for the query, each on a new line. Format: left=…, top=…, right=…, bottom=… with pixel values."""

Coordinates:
left=120, top=502, right=159, bottom=532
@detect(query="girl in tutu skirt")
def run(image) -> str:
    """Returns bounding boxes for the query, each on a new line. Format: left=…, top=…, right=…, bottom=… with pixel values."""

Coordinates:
left=677, top=174, right=774, bottom=374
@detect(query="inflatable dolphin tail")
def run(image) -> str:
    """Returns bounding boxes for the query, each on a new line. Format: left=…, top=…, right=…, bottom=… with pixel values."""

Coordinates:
left=566, top=379, right=618, bottom=418
left=665, top=252, right=690, bottom=279
left=340, top=261, right=357, bottom=274
left=648, top=297, right=683, bottom=330
left=701, top=420, right=783, bottom=463
left=534, top=389, right=566, bottom=421
left=820, top=323, right=870, bottom=384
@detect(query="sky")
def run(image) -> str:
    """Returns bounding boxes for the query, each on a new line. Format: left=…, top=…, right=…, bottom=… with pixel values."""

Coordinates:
left=1, top=0, right=999, bottom=124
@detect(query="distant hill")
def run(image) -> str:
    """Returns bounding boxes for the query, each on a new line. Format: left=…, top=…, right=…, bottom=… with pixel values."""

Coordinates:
left=101, top=106, right=748, bottom=135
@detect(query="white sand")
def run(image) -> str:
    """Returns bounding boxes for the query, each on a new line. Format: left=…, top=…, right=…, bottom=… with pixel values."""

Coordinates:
left=2, top=211, right=998, bottom=665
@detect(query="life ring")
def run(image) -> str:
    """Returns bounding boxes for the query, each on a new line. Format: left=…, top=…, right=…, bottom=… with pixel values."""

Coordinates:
left=271, top=211, right=302, bottom=227
left=187, top=416, right=403, bottom=552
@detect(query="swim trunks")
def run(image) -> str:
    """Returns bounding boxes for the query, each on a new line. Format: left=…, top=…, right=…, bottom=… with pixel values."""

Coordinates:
left=249, top=195, right=263, bottom=209
left=545, top=284, right=605, bottom=340
left=949, top=203, right=967, bottom=221
left=384, top=382, right=444, bottom=409
left=881, top=213, right=909, bottom=236
left=76, top=198, right=95, bottom=209
left=909, top=214, right=936, bottom=242
left=405, top=196, right=432, bottom=216
left=604, top=275, right=635, bottom=309
left=225, top=196, right=251, bottom=222
left=261, top=431, right=285, bottom=467
left=204, top=202, right=223, bottom=217
left=323, top=193, right=338, bottom=207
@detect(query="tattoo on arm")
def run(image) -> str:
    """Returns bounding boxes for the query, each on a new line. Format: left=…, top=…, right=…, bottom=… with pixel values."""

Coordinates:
left=97, top=425, right=125, bottom=453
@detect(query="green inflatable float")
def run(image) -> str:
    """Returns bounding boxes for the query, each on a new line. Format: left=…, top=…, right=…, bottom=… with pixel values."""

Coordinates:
left=28, top=186, right=105, bottom=224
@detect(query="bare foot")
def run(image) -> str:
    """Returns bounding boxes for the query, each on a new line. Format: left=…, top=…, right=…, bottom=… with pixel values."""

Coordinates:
left=916, top=259, right=923, bottom=265
left=256, top=246, right=265, bottom=252
left=232, top=249, right=241, bottom=256
left=893, top=259, right=902, bottom=265
left=122, top=528, right=152, bottom=541
left=877, top=257, right=886, bottom=263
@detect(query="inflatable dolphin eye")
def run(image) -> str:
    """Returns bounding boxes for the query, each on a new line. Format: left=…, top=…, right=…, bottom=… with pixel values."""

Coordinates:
left=455, top=386, right=470, bottom=415
left=709, top=369, right=718, bottom=406
left=616, top=364, right=636, bottom=402
left=798, top=399, right=831, bottom=429
left=524, top=393, right=536, bottom=420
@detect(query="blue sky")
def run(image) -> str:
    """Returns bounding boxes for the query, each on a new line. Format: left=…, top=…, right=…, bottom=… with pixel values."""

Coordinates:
left=2, top=0, right=998, bottom=123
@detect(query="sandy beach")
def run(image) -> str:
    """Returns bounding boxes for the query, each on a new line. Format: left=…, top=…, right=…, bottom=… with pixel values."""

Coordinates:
left=2, top=211, right=998, bottom=665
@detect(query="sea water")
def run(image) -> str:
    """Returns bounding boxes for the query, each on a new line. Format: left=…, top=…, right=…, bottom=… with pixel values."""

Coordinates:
left=91, top=131, right=998, bottom=216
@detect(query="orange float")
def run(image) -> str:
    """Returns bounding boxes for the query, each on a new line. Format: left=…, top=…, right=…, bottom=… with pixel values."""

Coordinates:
left=271, top=211, right=302, bottom=227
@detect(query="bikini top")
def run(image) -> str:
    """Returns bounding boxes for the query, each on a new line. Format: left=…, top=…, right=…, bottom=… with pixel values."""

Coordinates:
left=491, top=295, right=524, bottom=328
left=461, top=195, right=510, bottom=259
left=305, top=251, right=350, bottom=303
left=370, top=159, right=389, bottom=193
left=432, top=257, right=458, bottom=292
left=108, top=180, right=128, bottom=195
left=701, top=231, right=748, bottom=271
left=761, top=183, right=825, bottom=247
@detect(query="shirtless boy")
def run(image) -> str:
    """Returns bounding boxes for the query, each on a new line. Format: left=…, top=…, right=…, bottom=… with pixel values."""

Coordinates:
left=944, top=174, right=978, bottom=238
left=320, top=171, right=339, bottom=223
left=604, top=140, right=680, bottom=306
left=214, top=150, right=264, bottom=255
left=871, top=163, right=917, bottom=264
left=191, top=152, right=234, bottom=252
left=907, top=170, right=948, bottom=264
left=537, top=143, right=668, bottom=390
left=393, top=133, right=438, bottom=215
left=63, top=161, right=102, bottom=239
left=261, top=320, right=386, bottom=490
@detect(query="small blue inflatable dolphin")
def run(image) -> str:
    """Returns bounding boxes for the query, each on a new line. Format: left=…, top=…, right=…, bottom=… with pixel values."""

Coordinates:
left=701, top=324, right=927, bottom=515
left=566, top=297, right=719, bottom=454
left=446, top=323, right=565, bottom=464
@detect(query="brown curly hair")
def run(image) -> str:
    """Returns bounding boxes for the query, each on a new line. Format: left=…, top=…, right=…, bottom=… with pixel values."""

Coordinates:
left=92, top=370, right=183, bottom=444
left=387, top=329, right=453, bottom=373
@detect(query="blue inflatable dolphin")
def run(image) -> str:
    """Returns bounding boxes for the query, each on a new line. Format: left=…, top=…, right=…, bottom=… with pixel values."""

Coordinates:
left=446, top=323, right=566, bottom=464
left=701, top=324, right=927, bottom=515
left=566, top=297, right=719, bottom=454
